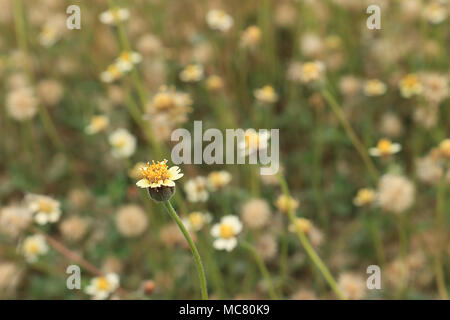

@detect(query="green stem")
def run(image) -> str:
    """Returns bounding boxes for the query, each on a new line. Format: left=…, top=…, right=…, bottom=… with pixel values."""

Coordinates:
left=321, top=88, right=379, bottom=182
left=277, top=171, right=346, bottom=299
left=241, top=241, right=278, bottom=300
left=367, top=213, right=386, bottom=267
left=162, top=200, right=208, bottom=300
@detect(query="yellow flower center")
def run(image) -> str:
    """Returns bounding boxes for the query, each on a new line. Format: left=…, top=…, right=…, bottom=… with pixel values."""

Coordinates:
left=108, top=65, right=122, bottom=77
left=357, top=189, right=374, bottom=204
left=96, top=277, right=111, bottom=291
left=219, top=224, right=234, bottom=239
left=113, top=137, right=127, bottom=148
left=189, top=212, right=204, bottom=227
left=91, top=116, right=107, bottom=130
left=245, top=132, right=260, bottom=149
left=303, top=63, right=318, bottom=75
left=294, top=218, right=311, bottom=233
left=26, top=241, right=40, bottom=254
left=38, top=200, right=53, bottom=214
left=140, top=160, right=170, bottom=184
left=153, top=93, right=175, bottom=110
left=403, top=75, right=419, bottom=88
left=120, top=52, right=131, bottom=62
left=377, top=139, right=392, bottom=154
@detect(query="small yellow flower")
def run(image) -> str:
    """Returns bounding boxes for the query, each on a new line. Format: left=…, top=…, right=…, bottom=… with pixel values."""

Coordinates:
left=275, top=194, right=299, bottom=214
left=363, top=79, right=387, bottom=97
left=116, top=51, right=142, bottom=72
left=369, top=139, right=402, bottom=157
left=399, top=74, right=423, bottom=98
left=239, top=129, right=270, bottom=155
left=353, top=188, right=377, bottom=207
left=85, top=115, right=109, bottom=135
left=184, top=211, right=212, bottom=232
left=99, top=7, right=130, bottom=25
left=100, top=64, right=123, bottom=83
left=241, top=25, right=261, bottom=48
left=26, top=194, right=61, bottom=225
left=22, top=234, right=48, bottom=262
left=136, top=160, right=183, bottom=189
left=207, top=171, right=232, bottom=191
left=85, top=273, right=119, bottom=300
left=128, top=162, right=146, bottom=180
left=179, top=64, right=204, bottom=82
left=254, top=85, right=278, bottom=104
left=439, top=139, right=450, bottom=160
left=206, top=9, right=233, bottom=32
left=211, top=215, right=242, bottom=251
left=206, top=75, right=224, bottom=92
left=289, top=217, right=312, bottom=234
left=423, top=2, right=447, bottom=24
left=108, top=128, right=136, bottom=158
left=299, top=61, right=326, bottom=84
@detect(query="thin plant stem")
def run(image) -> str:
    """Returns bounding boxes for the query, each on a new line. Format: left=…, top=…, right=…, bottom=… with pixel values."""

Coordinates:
left=162, top=200, right=208, bottom=300
left=367, top=212, right=386, bottom=267
left=240, top=241, right=278, bottom=300
left=277, top=171, right=347, bottom=299
left=321, top=88, right=379, bottom=182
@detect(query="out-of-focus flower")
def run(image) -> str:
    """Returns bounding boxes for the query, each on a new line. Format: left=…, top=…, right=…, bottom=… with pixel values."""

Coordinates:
left=423, top=2, right=447, bottom=24
left=275, top=195, right=299, bottom=214
left=353, top=188, right=377, bottom=207
left=136, top=160, right=183, bottom=189
left=339, top=75, right=361, bottom=98
left=363, top=79, right=387, bottom=97
left=0, top=262, right=22, bottom=297
left=115, top=205, right=148, bottom=237
left=378, top=174, right=415, bottom=213
left=300, top=33, right=324, bottom=58
left=207, top=171, right=231, bottom=191
left=241, top=26, right=261, bottom=48
left=22, top=234, right=48, bottom=263
left=183, top=211, right=212, bottom=232
left=369, top=139, right=401, bottom=157
left=239, top=129, right=270, bottom=156
left=206, top=10, right=233, bottom=32
left=241, top=198, right=271, bottom=229
left=298, top=61, right=326, bottom=84
left=256, top=235, right=278, bottom=262
left=179, top=64, right=204, bottom=82
left=206, top=75, right=224, bottom=92
left=184, top=176, right=209, bottom=202
left=416, top=155, right=443, bottom=185
left=291, top=289, right=318, bottom=300
left=108, top=128, right=136, bottom=158
left=338, top=273, right=366, bottom=300
left=6, top=87, right=38, bottom=121
left=59, top=216, right=89, bottom=242
left=0, top=205, right=32, bottom=238
left=211, top=215, right=242, bottom=251
left=439, top=139, right=450, bottom=160
left=85, top=273, right=119, bottom=300
left=38, top=25, right=59, bottom=47
left=289, top=217, right=312, bottom=234
left=85, top=115, right=109, bottom=135
left=420, top=73, right=449, bottom=105
left=254, top=85, right=278, bottom=104
left=37, top=79, right=63, bottom=106
left=275, top=2, right=297, bottom=27
left=379, top=112, right=404, bottom=138
left=99, top=7, right=129, bottom=25
left=128, top=162, right=146, bottom=180
left=115, top=51, right=142, bottom=72
left=399, top=74, right=423, bottom=98
left=100, top=64, right=123, bottom=83
left=26, top=194, right=61, bottom=225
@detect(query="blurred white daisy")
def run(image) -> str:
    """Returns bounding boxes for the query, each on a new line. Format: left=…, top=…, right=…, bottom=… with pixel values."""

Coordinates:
left=211, top=215, right=242, bottom=251
left=22, top=234, right=48, bottom=263
left=85, top=273, right=120, bottom=300
left=369, top=139, right=402, bottom=157
left=99, top=7, right=129, bottom=25
left=206, top=9, right=233, bottom=32
left=108, top=128, right=136, bottom=158
left=26, top=194, right=61, bottom=225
